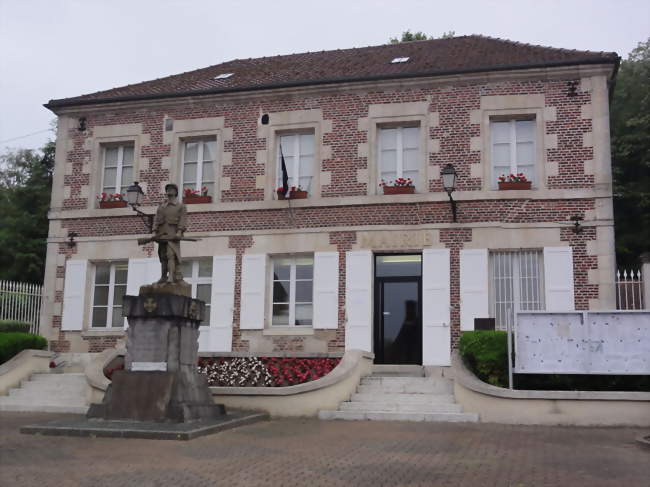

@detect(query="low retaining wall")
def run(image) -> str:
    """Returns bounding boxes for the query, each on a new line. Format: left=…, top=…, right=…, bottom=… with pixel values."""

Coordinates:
left=0, top=349, right=54, bottom=395
left=210, top=350, right=374, bottom=417
left=452, top=352, right=650, bottom=426
left=85, top=348, right=374, bottom=417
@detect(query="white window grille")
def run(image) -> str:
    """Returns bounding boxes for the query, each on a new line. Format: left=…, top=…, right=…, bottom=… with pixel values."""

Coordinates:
left=182, top=138, right=217, bottom=196
left=91, top=262, right=128, bottom=328
left=491, top=118, right=536, bottom=187
left=271, top=256, right=314, bottom=327
left=490, top=250, right=544, bottom=330
left=616, top=269, right=644, bottom=310
left=102, top=144, right=134, bottom=195
left=180, top=259, right=212, bottom=325
left=277, top=133, right=315, bottom=194
left=378, top=126, right=419, bottom=184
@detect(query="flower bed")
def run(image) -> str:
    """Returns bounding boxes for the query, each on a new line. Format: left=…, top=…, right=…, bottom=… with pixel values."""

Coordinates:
left=198, top=356, right=341, bottom=387
left=102, top=355, right=341, bottom=387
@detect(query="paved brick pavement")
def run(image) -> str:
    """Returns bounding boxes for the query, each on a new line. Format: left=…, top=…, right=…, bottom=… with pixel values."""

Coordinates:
left=1, top=412, right=648, bottom=487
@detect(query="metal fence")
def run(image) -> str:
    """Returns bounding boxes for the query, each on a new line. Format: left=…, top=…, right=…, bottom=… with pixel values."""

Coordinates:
left=616, top=269, right=644, bottom=310
left=0, top=280, right=43, bottom=334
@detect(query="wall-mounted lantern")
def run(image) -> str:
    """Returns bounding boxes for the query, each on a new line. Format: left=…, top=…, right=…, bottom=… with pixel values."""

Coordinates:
left=126, top=181, right=153, bottom=232
left=441, top=163, right=458, bottom=222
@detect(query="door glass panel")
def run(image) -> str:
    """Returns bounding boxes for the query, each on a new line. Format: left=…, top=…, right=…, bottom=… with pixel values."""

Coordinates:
left=381, top=281, right=420, bottom=364
left=375, top=255, right=421, bottom=277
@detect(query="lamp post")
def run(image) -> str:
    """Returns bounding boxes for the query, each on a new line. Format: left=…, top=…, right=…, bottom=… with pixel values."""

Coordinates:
left=441, top=164, right=458, bottom=222
left=126, top=181, right=154, bottom=232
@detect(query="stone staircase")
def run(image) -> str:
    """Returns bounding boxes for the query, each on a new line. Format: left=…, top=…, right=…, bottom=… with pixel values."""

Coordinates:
left=0, top=373, right=89, bottom=414
left=319, top=365, right=479, bottom=422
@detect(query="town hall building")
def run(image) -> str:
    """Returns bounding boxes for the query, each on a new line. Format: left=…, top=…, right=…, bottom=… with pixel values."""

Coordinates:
left=40, top=35, right=620, bottom=366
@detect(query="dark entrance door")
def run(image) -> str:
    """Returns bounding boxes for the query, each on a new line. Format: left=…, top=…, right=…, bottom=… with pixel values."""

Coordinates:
left=374, top=255, right=422, bottom=364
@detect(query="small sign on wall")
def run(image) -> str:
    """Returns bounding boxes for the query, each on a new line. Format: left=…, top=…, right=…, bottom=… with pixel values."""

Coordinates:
left=131, top=362, right=168, bottom=372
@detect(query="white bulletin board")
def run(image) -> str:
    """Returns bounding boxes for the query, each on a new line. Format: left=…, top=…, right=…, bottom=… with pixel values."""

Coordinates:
left=514, top=311, right=650, bottom=374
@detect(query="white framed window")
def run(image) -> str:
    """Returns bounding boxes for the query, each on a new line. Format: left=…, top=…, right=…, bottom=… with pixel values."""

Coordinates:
left=271, top=256, right=314, bottom=327
left=180, top=259, right=212, bottom=326
left=101, top=144, right=134, bottom=194
left=378, top=125, right=419, bottom=185
left=490, top=118, right=536, bottom=187
left=276, top=133, right=315, bottom=194
left=91, top=262, right=128, bottom=328
left=182, top=138, right=217, bottom=196
left=489, top=250, right=544, bottom=330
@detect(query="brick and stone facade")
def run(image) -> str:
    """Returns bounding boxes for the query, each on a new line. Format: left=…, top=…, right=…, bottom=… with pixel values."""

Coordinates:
left=40, top=37, right=619, bottom=364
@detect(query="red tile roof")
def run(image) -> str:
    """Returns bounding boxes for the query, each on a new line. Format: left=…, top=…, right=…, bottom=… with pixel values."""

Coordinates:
left=46, top=35, right=619, bottom=109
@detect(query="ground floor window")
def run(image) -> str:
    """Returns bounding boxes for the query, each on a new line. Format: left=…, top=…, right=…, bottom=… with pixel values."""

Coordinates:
left=489, top=250, right=544, bottom=330
left=91, top=262, right=128, bottom=328
left=181, top=259, right=212, bottom=326
left=271, top=256, right=313, bottom=327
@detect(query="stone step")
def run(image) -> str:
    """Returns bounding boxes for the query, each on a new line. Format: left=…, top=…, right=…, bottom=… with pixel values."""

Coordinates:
left=0, top=402, right=88, bottom=414
left=371, top=365, right=424, bottom=377
left=339, top=401, right=463, bottom=413
left=0, top=396, right=87, bottom=407
left=318, top=410, right=479, bottom=423
left=350, top=392, right=456, bottom=404
left=9, top=387, right=87, bottom=399
left=361, top=376, right=452, bottom=386
left=356, top=381, right=453, bottom=394
left=27, top=373, right=86, bottom=382
left=1, top=372, right=90, bottom=414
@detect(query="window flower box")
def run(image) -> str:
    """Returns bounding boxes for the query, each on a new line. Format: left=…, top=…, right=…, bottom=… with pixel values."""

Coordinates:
left=183, top=195, right=212, bottom=204
left=183, top=187, right=211, bottom=203
left=498, top=181, right=532, bottom=190
left=97, top=192, right=127, bottom=208
left=382, top=185, right=415, bottom=195
left=276, top=186, right=308, bottom=200
left=99, top=200, right=128, bottom=209
left=497, top=173, right=531, bottom=190
left=379, top=178, right=414, bottom=195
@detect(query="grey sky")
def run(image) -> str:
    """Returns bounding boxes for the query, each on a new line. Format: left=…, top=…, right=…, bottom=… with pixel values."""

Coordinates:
left=1, top=0, right=648, bottom=154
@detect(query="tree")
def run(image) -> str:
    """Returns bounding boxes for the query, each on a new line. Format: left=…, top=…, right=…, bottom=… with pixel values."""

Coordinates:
left=610, top=39, right=650, bottom=267
left=389, top=30, right=455, bottom=44
left=0, top=140, right=55, bottom=283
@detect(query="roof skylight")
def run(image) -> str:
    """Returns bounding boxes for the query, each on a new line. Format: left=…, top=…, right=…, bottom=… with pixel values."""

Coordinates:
left=390, top=57, right=410, bottom=63
left=213, top=73, right=234, bottom=79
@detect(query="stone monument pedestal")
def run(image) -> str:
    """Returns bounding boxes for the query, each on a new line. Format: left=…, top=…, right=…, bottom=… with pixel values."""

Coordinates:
left=88, top=290, right=225, bottom=422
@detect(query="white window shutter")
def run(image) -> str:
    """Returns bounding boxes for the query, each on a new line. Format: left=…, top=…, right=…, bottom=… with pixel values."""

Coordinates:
left=61, top=260, right=88, bottom=331
left=460, top=249, right=489, bottom=331
left=126, top=258, right=161, bottom=295
left=543, top=246, right=575, bottom=311
left=422, top=249, right=451, bottom=365
left=313, top=252, right=339, bottom=329
left=240, top=254, right=266, bottom=330
left=200, top=255, right=236, bottom=352
left=344, top=250, right=373, bottom=352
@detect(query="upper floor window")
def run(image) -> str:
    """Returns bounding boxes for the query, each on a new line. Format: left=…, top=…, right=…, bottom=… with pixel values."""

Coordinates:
left=277, top=133, right=315, bottom=194
left=490, top=118, right=536, bottom=188
left=180, top=259, right=212, bottom=326
left=271, top=256, right=314, bottom=327
left=182, top=138, right=217, bottom=196
left=378, top=126, right=419, bottom=186
left=102, top=144, right=134, bottom=194
left=489, top=250, right=544, bottom=330
left=91, top=262, right=128, bottom=328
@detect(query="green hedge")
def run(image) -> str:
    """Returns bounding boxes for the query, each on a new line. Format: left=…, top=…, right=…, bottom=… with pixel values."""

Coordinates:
left=459, top=330, right=650, bottom=391
left=0, top=320, right=31, bottom=333
left=0, top=333, right=47, bottom=365
left=458, top=331, right=508, bottom=387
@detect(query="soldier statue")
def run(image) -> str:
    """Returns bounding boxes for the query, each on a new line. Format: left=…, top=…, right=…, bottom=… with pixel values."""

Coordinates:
left=153, top=183, right=187, bottom=283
